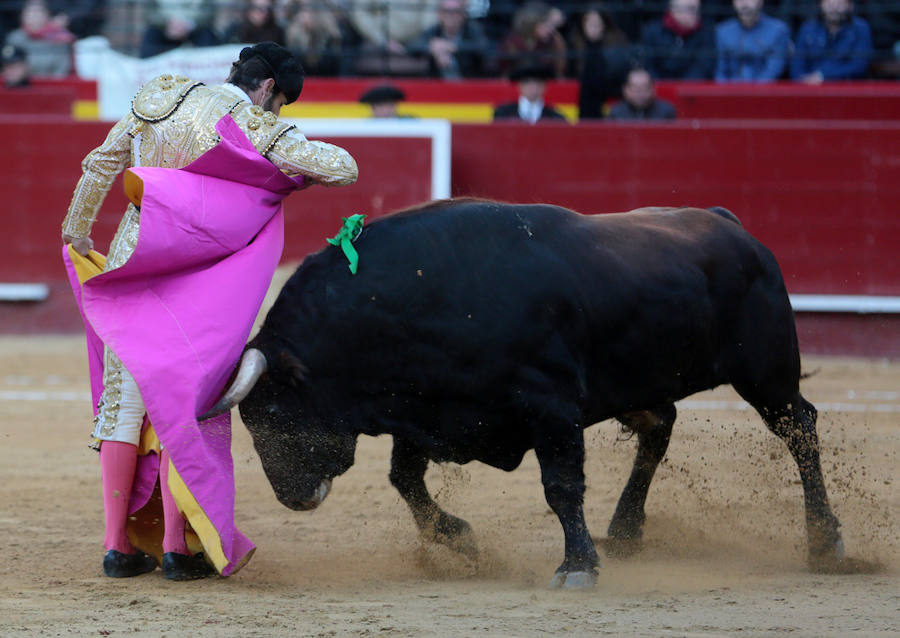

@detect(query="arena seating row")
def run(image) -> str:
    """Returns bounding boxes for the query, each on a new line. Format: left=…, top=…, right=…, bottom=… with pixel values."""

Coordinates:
left=2, top=78, right=900, bottom=121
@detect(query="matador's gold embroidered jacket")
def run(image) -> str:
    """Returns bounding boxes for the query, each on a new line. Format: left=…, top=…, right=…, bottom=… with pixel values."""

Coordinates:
left=62, top=74, right=358, bottom=270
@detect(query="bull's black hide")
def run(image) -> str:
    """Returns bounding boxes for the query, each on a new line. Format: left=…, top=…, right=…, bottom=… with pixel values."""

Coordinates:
left=220, top=198, right=845, bottom=588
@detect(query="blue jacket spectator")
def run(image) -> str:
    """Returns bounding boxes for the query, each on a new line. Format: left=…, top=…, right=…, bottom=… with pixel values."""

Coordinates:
left=641, top=0, right=717, bottom=79
left=791, top=0, right=873, bottom=81
left=715, top=2, right=791, bottom=82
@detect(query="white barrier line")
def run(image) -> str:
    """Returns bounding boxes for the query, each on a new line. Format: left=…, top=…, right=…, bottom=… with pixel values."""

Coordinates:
left=789, top=294, right=900, bottom=314
left=0, top=391, right=91, bottom=401
left=2, top=391, right=899, bottom=414
left=0, top=283, right=49, bottom=301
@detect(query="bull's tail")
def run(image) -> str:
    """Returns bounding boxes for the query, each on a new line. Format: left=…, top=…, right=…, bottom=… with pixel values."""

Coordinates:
left=707, top=206, right=741, bottom=226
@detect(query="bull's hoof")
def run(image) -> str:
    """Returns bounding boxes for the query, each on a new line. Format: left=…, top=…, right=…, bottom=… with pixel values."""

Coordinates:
left=548, top=569, right=598, bottom=590
left=596, top=536, right=643, bottom=559
left=809, top=540, right=883, bottom=575
left=438, top=528, right=479, bottom=561
left=431, top=515, right=479, bottom=561
left=809, top=554, right=884, bottom=575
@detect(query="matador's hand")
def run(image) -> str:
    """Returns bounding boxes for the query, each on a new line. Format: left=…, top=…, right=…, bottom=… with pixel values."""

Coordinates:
left=62, top=233, right=94, bottom=256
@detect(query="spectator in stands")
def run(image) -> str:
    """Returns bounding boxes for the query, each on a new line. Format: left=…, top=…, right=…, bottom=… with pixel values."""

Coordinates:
left=283, top=0, right=344, bottom=76
left=47, top=0, right=106, bottom=40
left=482, top=0, right=525, bottom=46
left=1, top=43, right=31, bottom=87
left=791, top=0, right=873, bottom=82
left=607, top=67, right=677, bottom=120
left=139, top=0, right=220, bottom=58
left=407, top=0, right=490, bottom=79
left=497, top=2, right=567, bottom=78
left=347, top=0, right=436, bottom=75
left=493, top=62, right=567, bottom=123
left=221, top=0, right=286, bottom=45
left=863, top=0, right=900, bottom=77
left=571, top=3, right=635, bottom=119
left=640, top=0, right=716, bottom=79
left=4, top=0, right=74, bottom=77
left=359, top=84, right=410, bottom=117
left=776, top=0, right=818, bottom=32
left=715, top=0, right=791, bottom=82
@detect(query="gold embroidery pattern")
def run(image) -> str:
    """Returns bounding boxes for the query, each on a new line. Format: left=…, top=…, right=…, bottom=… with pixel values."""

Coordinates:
left=132, top=75, right=203, bottom=123
left=93, top=348, right=125, bottom=438
left=268, top=132, right=359, bottom=185
left=68, top=83, right=358, bottom=274
left=62, top=114, right=137, bottom=237
left=105, top=204, right=141, bottom=270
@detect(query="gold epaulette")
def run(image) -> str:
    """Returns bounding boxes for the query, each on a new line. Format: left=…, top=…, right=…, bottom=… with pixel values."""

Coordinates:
left=132, top=74, right=204, bottom=123
left=231, top=103, right=296, bottom=156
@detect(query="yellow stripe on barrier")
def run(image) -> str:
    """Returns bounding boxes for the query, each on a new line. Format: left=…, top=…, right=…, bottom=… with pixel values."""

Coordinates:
left=73, top=100, right=579, bottom=123
left=73, top=100, right=99, bottom=120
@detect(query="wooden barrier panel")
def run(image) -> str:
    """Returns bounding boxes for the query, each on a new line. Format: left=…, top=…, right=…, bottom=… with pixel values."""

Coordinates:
left=0, top=87, right=76, bottom=115
left=2, top=116, right=899, bottom=355
left=451, top=120, right=900, bottom=296
left=675, top=83, right=900, bottom=120
left=0, top=117, right=433, bottom=281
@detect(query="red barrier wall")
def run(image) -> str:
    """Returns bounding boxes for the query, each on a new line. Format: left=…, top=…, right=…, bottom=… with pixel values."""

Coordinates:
left=1, top=117, right=433, bottom=281
left=452, top=120, right=900, bottom=296
left=2, top=117, right=898, bottom=356
left=674, top=83, right=900, bottom=120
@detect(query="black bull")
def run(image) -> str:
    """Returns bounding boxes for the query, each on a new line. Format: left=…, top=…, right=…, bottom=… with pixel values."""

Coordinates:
left=206, top=199, right=845, bottom=588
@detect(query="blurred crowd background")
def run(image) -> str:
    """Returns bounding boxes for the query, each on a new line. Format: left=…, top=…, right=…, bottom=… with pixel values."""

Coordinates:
left=1, top=0, right=898, bottom=82
left=1, top=0, right=898, bottom=121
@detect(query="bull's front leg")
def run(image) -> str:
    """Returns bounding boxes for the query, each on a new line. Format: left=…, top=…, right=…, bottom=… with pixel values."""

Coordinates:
left=534, top=430, right=599, bottom=589
left=388, top=436, right=478, bottom=559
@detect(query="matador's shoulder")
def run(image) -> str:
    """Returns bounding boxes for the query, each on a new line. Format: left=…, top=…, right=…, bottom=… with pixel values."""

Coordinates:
left=231, top=102, right=296, bottom=156
left=131, top=74, right=204, bottom=123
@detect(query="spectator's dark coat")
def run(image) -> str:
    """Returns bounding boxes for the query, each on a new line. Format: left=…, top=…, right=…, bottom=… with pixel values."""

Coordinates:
left=577, top=42, right=636, bottom=119
left=607, top=97, right=676, bottom=120
left=791, top=15, right=873, bottom=80
left=407, top=19, right=490, bottom=78
left=492, top=101, right=567, bottom=121
left=640, top=17, right=716, bottom=79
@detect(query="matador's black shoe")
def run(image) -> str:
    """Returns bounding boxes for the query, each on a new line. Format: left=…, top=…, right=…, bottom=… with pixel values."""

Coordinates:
left=162, top=552, right=217, bottom=581
left=103, top=549, right=159, bottom=578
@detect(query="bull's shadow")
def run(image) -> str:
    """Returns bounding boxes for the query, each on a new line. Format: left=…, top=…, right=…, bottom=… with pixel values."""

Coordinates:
left=205, top=199, right=851, bottom=588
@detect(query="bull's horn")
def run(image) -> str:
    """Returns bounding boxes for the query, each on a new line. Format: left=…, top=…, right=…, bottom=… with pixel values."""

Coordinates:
left=199, top=348, right=268, bottom=420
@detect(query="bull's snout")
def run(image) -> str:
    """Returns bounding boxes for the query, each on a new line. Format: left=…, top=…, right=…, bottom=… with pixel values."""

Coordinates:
left=282, top=478, right=332, bottom=511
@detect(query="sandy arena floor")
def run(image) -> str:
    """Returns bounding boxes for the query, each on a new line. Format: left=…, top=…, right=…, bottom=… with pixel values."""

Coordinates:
left=1, top=269, right=898, bottom=637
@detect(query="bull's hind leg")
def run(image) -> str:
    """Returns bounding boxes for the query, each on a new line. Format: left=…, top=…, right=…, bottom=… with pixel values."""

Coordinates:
left=389, top=437, right=478, bottom=559
left=754, top=394, right=845, bottom=570
left=604, top=404, right=676, bottom=557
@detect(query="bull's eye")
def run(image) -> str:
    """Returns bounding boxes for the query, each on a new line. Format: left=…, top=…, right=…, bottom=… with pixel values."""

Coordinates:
left=266, top=404, right=279, bottom=415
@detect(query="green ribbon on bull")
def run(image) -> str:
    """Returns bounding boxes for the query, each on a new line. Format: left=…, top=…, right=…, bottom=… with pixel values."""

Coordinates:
left=326, top=214, right=367, bottom=274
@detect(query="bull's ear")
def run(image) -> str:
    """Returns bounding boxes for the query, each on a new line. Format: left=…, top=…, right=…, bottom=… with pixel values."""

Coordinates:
left=278, top=350, right=308, bottom=387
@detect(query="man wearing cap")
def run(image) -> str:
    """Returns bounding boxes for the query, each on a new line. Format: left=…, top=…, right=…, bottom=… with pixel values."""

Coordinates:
left=61, top=42, right=357, bottom=581
left=1, top=43, right=30, bottom=87
left=358, top=84, right=409, bottom=118
left=493, top=63, right=567, bottom=124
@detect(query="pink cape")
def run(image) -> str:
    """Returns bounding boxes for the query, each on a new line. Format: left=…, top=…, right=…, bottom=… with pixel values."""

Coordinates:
left=63, top=115, right=305, bottom=576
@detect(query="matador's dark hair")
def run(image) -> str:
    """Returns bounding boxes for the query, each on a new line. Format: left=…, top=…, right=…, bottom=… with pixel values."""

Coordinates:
left=226, top=42, right=305, bottom=104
